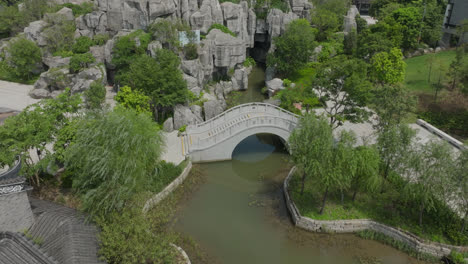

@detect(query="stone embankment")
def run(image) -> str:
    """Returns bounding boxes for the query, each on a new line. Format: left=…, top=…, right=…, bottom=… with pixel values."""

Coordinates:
left=283, top=167, right=468, bottom=258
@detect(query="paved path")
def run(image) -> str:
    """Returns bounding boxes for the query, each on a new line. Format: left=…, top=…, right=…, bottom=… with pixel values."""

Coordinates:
left=0, top=81, right=38, bottom=111
left=161, top=131, right=185, bottom=165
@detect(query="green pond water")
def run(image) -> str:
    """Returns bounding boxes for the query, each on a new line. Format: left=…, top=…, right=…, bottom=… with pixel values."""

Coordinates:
left=173, top=66, right=428, bottom=264
left=174, top=134, right=427, bottom=264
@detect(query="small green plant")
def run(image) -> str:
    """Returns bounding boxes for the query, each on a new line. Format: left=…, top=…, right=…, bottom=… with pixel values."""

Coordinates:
left=184, top=43, right=198, bottom=60
left=84, top=81, right=106, bottom=109
left=69, top=52, right=95, bottom=72
left=207, top=24, right=236, bottom=37
left=178, top=125, right=187, bottom=133
left=261, top=86, right=268, bottom=94
left=61, top=2, right=94, bottom=17
left=33, top=237, right=43, bottom=246
left=448, top=251, right=467, bottom=264
left=93, top=33, right=110, bottom=46
left=228, top=67, right=235, bottom=77
left=243, top=57, right=256, bottom=68
left=53, top=50, right=74, bottom=58
left=72, top=36, right=94, bottom=54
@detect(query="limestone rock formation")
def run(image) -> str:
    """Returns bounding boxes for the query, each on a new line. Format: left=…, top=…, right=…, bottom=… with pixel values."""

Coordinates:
left=203, top=29, right=246, bottom=69
left=174, top=104, right=204, bottom=129
left=233, top=66, right=252, bottom=90
left=266, top=78, right=284, bottom=97
left=42, top=56, right=71, bottom=69
left=30, top=68, right=73, bottom=99
left=203, top=99, right=226, bottom=120
left=24, top=20, right=48, bottom=46
left=190, top=0, right=223, bottom=34
left=75, top=11, right=108, bottom=38
left=163, top=117, right=174, bottom=132
left=343, top=5, right=359, bottom=34
left=71, top=65, right=107, bottom=93
left=147, top=40, right=162, bottom=57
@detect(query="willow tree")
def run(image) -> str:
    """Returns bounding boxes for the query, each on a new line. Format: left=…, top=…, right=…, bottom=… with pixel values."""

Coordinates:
left=289, top=114, right=333, bottom=196
left=454, top=149, right=468, bottom=232
left=65, top=107, right=164, bottom=217
left=351, top=146, right=381, bottom=201
left=404, top=141, right=455, bottom=228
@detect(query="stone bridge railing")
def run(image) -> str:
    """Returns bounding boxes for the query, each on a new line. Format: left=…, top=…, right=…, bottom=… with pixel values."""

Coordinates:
left=184, top=103, right=300, bottom=153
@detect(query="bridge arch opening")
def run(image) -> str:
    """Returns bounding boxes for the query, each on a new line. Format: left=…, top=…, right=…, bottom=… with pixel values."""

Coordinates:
left=232, top=133, right=289, bottom=162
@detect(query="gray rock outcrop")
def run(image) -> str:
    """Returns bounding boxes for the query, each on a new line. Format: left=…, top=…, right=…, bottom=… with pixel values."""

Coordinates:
left=203, top=29, right=246, bottom=69
left=266, top=78, right=284, bottom=97
left=71, top=65, right=107, bottom=93
left=42, top=56, right=71, bottom=69
left=24, top=20, right=48, bottom=46
left=203, top=99, right=226, bottom=120
left=163, top=117, right=174, bottom=132
left=30, top=68, right=73, bottom=98
left=75, top=11, right=108, bottom=38
left=174, top=104, right=204, bottom=129
left=343, top=6, right=359, bottom=34
left=190, top=0, right=224, bottom=34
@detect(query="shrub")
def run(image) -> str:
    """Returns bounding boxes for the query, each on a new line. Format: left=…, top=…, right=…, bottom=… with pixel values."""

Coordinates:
left=72, top=36, right=94, bottom=54
left=42, top=13, right=76, bottom=53
left=114, top=86, right=151, bottom=114
left=65, top=107, right=164, bottom=217
left=61, top=2, right=94, bottom=17
left=112, top=30, right=150, bottom=70
left=93, top=33, right=110, bottom=46
left=148, top=19, right=190, bottom=50
left=243, top=57, right=256, bottom=68
left=69, top=52, right=95, bottom=72
left=208, top=23, right=236, bottom=37
left=96, top=199, right=176, bottom=264
left=183, top=43, right=198, bottom=60
left=84, top=81, right=106, bottom=109
left=178, top=124, right=187, bottom=133
left=6, top=37, right=42, bottom=81
left=53, top=50, right=74, bottom=58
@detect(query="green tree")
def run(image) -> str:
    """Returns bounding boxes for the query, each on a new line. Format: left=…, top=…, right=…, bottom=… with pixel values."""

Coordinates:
left=370, top=47, right=406, bottom=85
left=65, top=107, right=164, bottom=217
left=289, top=114, right=334, bottom=196
left=351, top=146, right=381, bottom=201
left=6, top=37, right=42, bottom=80
left=372, top=84, right=416, bottom=130
left=267, top=19, right=316, bottom=76
left=84, top=81, right=106, bottom=109
left=114, top=86, right=151, bottom=114
left=344, top=29, right=357, bottom=56
left=404, top=141, right=455, bottom=228
left=383, top=7, right=422, bottom=50
left=332, top=130, right=357, bottom=204
left=357, top=29, right=395, bottom=58
left=454, top=150, right=468, bottom=232
left=377, top=123, right=415, bottom=180
left=312, top=56, right=373, bottom=129
left=72, top=36, right=94, bottom=54
left=69, top=52, right=95, bottom=72
left=117, top=51, right=188, bottom=121
left=310, top=9, right=340, bottom=41
left=111, top=30, right=151, bottom=71
left=0, top=89, right=81, bottom=186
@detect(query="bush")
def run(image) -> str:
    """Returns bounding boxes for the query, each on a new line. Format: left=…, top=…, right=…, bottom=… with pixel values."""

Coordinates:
left=65, top=107, right=164, bottom=217
left=96, top=199, right=176, bottom=264
left=72, top=36, right=94, bottom=54
left=114, top=86, right=151, bottom=114
left=69, top=52, right=95, bottom=72
left=61, top=2, right=94, bottom=17
left=111, top=30, right=151, bottom=70
left=243, top=57, right=256, bottom=67
left=53, top=50, right=74, bottom=58
left=84, top=81, right=106, bottom=109
left=6, top=37, right=42, bottom=81
left=93, top=33, right=110, bottom=46
left=208, top=23, right=236, bottom=37
left=183, top=43, right=198, bottom=60
left=148, top=19, right=190, bottom=50
left=42, top=13, right=76, bottom=53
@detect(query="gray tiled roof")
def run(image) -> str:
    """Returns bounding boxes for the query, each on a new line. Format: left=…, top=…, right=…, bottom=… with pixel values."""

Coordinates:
left=0, top=232, right=57, bottom=264
left=28, top=199, right=105, bottom=264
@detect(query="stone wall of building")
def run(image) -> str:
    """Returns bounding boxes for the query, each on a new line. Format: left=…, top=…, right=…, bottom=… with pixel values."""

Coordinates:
left=283, top=167, right=468, bottom=258
left=0, top=191, right=34, bottom=232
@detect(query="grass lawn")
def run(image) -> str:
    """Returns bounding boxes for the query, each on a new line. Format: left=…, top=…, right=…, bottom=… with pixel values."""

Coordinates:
left=288, top=171, right=468, bottom=246
left=404, top=50, right=456, bottom=93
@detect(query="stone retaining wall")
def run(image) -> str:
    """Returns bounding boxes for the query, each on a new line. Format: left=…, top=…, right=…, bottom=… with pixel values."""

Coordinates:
left=142, top=161, right=193, bottom=264
left=283, top=167, right=468, bottom=258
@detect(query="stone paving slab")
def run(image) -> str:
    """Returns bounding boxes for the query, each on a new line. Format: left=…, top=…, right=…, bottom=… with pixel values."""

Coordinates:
left=161, top=131, right=185, bottom=165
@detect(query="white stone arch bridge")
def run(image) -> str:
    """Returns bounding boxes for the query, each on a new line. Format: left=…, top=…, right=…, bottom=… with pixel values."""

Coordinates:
left=182, top=103, right=300, bottom=162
